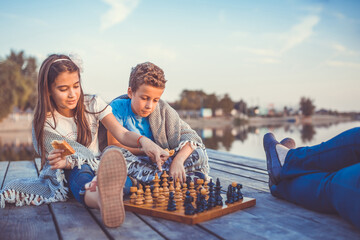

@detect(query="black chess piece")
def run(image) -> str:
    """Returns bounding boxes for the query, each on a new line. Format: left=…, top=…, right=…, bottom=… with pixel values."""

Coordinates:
left=225, top=185, right=234, bottom=204
left=237, top=184, right=243, bottom=200
left=207, top=179, right=216, bottom=209
left=195, top=192, right=203, bottom=213
left=200, top=189, right=208, bottom=211
left=167, top=192, right=176, bottom=211
left=215, top=178, right=223, bottom=206
left=184, top=191, right=195, bottom=215
left=232, top=184, right=239, bottom=202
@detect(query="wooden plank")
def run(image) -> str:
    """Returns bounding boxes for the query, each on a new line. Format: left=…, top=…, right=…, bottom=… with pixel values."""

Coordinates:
left=207, top=149, right=266, bottom=170
left=50, top=200, right=108, bottom=240
left=2, top=161, right=37, bottom=185
left=137, top=214, right=222, bottom=240
left=33, top=158, right=109, bottom=239
left=0, top=161, right=9, bottom=188
left=90, top=209, right=165, bottom=239
left=209, top=168, right=269, bottom=192
left=0, top=161, right=58, bottom=240
left=209, top=159, right=268, bottom=182
left=0, top=204, right=58, bottom=240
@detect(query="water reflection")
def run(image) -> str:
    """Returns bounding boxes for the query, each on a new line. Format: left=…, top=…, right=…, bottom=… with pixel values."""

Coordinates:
left=0, top=143, right=36, bottom=161
left=196, top=120, right=360, bottom=160
left=301, top=124, right=316, bottom=143
left=1, top=120, right=359, bottom=161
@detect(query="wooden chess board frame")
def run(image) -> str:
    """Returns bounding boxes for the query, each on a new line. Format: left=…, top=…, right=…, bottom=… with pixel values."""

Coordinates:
left=124, top=194, right=256, bottom=225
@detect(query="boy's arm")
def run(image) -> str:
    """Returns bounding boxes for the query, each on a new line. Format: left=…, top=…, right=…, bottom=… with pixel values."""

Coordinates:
left=169, top=142, right=193, bottom=183
left=107, top=130, right=145, bottom=156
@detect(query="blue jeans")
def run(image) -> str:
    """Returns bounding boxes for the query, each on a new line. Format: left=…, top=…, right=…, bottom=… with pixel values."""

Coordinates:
left=271, top=127, right=360, bottom=229
left=64, top=165, right=133, bottom=206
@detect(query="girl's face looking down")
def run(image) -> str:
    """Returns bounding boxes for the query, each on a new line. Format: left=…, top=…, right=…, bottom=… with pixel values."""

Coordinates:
left=128, top=84, right=164, bottom=117
left=50, top=71, right=81, bottom=117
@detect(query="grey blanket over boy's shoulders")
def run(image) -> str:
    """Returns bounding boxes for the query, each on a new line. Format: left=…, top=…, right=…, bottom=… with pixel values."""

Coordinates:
left=100, top=94, right=204, bottom=151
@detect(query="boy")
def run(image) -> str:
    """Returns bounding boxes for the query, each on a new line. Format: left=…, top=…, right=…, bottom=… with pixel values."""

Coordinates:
left=107, top=62, right=210, bottom=185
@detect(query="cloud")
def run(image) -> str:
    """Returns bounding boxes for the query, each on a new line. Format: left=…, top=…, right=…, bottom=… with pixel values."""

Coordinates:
left=280, top=15, right=320, bottom=53
left=234, top=14, right=320, bottom=64
left=101, top=0, right=139, bottom=30
left=331, top=43, right=359, bottom=56
left=325, top=60, right=360, bottom=68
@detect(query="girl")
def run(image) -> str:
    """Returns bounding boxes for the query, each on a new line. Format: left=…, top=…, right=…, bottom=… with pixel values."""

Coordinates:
left=0, top=54, right=168, bottom=228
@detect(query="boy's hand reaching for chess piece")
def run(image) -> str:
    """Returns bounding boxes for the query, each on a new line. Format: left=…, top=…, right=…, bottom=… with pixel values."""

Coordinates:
left=169, top=143, right=193, bottom=183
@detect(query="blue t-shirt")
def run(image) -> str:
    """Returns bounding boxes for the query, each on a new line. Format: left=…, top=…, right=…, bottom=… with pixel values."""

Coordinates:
left=110, top=98, right=154, bottom=141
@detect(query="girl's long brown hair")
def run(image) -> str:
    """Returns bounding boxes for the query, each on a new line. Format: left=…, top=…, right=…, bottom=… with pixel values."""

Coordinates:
left=33, top=54, right=92, bottom=169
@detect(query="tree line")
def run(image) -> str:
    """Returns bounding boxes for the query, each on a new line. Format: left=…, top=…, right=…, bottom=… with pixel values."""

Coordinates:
left=0, top=50, right=38, bottom=121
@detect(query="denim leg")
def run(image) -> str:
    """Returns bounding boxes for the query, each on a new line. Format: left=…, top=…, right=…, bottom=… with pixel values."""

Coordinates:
left=64, top=164, right=95, bottom=205
left=281, top=127, right=360, bottom=180
left=271, top=172, right=337, bottom=213
left=272, top=163, right=360, bottom=229
left=328, top=163, right=360, bottom=229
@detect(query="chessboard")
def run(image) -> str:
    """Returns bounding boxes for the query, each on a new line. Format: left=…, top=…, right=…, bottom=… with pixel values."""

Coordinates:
left=124, top=195, right=256, bottom=225
left=124, top=172, right=256, bottom=225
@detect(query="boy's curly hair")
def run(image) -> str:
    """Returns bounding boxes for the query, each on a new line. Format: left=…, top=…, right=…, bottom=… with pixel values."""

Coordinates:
left=129, top=62, right=167, bottom=92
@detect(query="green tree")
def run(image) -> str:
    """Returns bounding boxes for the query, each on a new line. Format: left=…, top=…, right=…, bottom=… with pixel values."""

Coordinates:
left=218, top=94, right=234, bottom=116
left=203, top=93, right=218, bottom=116
left=177, top=90, right=207, bottom=110
left=0, top=50, right=38, bottom=121
left=300, top=97, right=315, bottom=117
left=0, top=60, right=21, bottom=120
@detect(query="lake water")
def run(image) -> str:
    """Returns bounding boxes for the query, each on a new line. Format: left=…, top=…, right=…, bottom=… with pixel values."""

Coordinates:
left=195, top=120, right=360, bottom=161
left=1, top=120, right=359, bottom=161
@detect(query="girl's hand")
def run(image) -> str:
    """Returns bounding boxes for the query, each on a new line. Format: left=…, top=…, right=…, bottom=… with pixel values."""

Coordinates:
left=140, top=137, right=169, bottom=171
left=48, top=149, right=67, bottom=169
left=169, top=160, right=186, bottom=184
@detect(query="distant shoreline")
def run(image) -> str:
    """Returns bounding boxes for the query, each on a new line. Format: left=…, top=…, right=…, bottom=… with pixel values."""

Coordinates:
left=0, top=114, right=355, bottom=132
left=184, top=115, right=355, bottom=129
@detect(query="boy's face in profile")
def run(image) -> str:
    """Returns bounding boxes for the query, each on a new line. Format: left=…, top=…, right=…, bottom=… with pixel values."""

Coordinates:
left=128, top=84, right=164, bottom=117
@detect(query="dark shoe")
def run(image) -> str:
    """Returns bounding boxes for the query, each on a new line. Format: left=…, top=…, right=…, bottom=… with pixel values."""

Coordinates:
left=263, top=133, right=282, bottom=186
left=280, top=138, right=296, bottom=149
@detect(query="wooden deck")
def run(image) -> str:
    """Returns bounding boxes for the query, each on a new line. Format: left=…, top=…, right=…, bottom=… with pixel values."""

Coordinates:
left=1, top=149, right=359, bottom=240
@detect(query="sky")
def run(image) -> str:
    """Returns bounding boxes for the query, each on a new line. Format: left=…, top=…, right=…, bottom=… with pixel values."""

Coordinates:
left=0, top=0, right=359, bottom=112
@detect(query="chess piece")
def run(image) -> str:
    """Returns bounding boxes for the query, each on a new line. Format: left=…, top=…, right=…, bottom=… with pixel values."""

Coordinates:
left=130, top=186, right=138, bottom=204
left=157, top=187, right=166, bottom=208
left=189, top=180, right=197, bottom=202
left=169, top=177, right=175, bottom=194
left=184, top=191, right=195, bottom=215
left=237, top=184, right=243, bottom=200
left=231, top=182, right=238, bottom=202
left=167, top=192, right=176, bottom=211
left=215, top=178, right=223, bottom=206
left=135, top=188, right=144, bottom=205
left=144, top=185, right=153, bottom=207
left=196, top=178, right=204, bottom=193
left=195, top=192, right=203, bottom=213
left=152, top=173, right=161, bottom=200
left=175, top=179, right=183, bottom=203
left=204, top=181, right=209, bottom=201
left=225, top=184, right=234, bottom=204
left=182, top=182, right=188, bottom=201
left=200, top=188, right=208, bottom=211
left=162, top=171, right=169, bottom=197
left=207, top=179, right=216, bottom=209
left=138, top=184, right=145, bottom=200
